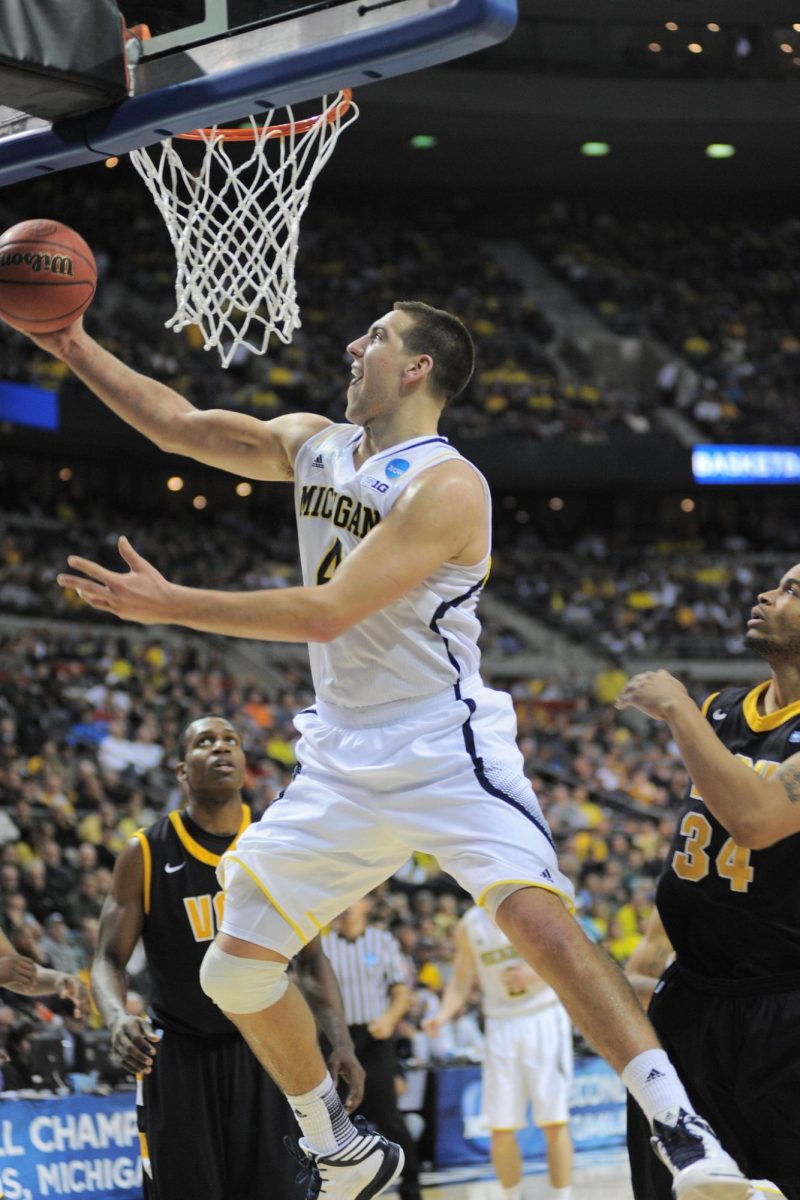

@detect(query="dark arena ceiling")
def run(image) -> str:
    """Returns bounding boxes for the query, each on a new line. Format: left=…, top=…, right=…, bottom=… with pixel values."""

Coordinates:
left=309, top=0, right=800, bottom=194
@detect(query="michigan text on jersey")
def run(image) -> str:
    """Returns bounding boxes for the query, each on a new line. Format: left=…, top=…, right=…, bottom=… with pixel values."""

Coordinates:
left=298, top=485, right=381, bottom=539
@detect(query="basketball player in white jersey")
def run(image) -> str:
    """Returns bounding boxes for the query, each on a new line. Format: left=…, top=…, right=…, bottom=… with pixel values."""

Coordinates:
left=16, top=300, right=748, bottom=1200
left=424, top=906, right=573, bottom=1200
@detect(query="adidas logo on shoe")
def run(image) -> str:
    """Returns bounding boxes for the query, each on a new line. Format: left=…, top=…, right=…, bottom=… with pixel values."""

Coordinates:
left=651, top=1108, right=749, bottom=1200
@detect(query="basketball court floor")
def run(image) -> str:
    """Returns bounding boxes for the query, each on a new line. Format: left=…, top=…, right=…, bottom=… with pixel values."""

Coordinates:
left=406, top=1148, right=634, bottom=1198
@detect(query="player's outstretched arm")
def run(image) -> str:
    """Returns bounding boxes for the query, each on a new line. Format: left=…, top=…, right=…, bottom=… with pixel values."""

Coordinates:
left=0, top=927, right=89, bottom=1015
left=617, top=671, right=800, bottom=847
left=91, top=838, right=161, bottom=1074
left=296, top=938, right=365, bottom=1110
left=422, top=919, right=477, bottom=1035
left=57, top=458, right=488, bottom=641
left=624, top=908, right=674, bottom=1008
left=10, top=318, right=330, bottom=481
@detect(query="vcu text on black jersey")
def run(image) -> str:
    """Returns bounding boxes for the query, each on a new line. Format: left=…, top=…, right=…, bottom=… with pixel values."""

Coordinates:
left=135, top=807, right=251, bottom=1035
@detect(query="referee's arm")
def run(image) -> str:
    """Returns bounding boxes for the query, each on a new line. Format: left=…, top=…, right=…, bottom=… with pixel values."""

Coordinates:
left=368, top=981, right=411, bottom=1041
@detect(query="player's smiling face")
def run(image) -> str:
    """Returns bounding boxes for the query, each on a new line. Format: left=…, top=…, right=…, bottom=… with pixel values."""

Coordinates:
left=745, top=563, right=800, bottom=658
left=345, top=309, right=417, bottom=423
left=178, top=718, right=246, bottom=794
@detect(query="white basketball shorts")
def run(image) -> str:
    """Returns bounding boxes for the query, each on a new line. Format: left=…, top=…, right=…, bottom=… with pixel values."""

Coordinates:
left=482, top=1003, right=573, bottom=1130
left=217, top=674, right=574, bottom=958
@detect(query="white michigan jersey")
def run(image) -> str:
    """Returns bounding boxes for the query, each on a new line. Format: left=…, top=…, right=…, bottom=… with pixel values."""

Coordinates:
left=294, top=424, right=491, bottom=708
left=463, top=906, right=560, bottom=1019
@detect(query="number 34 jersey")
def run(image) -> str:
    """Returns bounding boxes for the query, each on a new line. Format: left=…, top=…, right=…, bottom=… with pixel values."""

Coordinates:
left=657, top=683, right=800, bottom=982
left=294, top=425, right=491, bottom=710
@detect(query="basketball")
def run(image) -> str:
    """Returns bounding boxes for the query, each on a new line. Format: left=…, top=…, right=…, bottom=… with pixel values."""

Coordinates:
left=0, top=218, right=97, bottom=333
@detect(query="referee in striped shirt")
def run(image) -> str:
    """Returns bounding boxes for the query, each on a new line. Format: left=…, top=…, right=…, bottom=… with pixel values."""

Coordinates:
left=322, top=894, right=422, bottom=1200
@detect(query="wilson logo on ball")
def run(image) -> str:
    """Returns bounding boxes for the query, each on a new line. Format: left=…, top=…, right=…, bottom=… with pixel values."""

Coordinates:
left=0, top=218, right=96, bottom=332
left=0, top=251, right=75, bottom=276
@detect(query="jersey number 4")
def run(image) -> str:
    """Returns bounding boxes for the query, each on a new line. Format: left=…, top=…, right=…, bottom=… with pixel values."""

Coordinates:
left=672, top=811, right=754, bottom=893
left=316, top=538, right=343, bottom=585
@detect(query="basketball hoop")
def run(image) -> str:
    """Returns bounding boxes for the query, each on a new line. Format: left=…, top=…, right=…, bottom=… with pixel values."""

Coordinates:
left=129, top=91, right=358, bottom=368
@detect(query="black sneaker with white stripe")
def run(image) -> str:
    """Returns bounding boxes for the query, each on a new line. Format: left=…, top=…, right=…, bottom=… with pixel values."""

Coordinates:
left=288, top=1118, right=404, bottom=1200
left=651, top=1108, right=750, bottom=1199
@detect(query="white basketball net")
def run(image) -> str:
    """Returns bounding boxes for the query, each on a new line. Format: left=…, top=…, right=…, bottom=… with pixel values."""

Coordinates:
left=129, top=91, right=358, bottom=368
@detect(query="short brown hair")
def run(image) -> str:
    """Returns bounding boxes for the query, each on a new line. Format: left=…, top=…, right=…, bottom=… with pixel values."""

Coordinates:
left=393, top=300, right=475, bottom=405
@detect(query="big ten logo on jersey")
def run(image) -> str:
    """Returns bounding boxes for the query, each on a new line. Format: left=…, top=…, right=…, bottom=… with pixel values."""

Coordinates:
left=362, top=475, right=389, bottom=494
left=184, top=892, right=225, bottom=942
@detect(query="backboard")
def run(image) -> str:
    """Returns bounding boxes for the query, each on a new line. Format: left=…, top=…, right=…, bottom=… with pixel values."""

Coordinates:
left=0, top=0, right=517, bottom=186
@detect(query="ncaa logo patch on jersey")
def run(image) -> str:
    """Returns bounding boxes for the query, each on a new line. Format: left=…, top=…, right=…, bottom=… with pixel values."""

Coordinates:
left=385, top=458, right=410, bottom=479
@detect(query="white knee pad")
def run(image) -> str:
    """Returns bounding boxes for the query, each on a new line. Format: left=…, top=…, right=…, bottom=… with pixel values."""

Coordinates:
left=200, top=943, right=289, bottom=1014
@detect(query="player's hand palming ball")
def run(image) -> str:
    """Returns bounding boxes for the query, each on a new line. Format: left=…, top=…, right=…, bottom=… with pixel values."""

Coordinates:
left=0, top=218, right=96, bottom=332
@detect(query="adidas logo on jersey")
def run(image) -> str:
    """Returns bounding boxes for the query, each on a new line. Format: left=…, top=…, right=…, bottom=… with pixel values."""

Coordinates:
left=312, top=454, right=324, bottom=469
left=540, top=868, right=553, bottom=881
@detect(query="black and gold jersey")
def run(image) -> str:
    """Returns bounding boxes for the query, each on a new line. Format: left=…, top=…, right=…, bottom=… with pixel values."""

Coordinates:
left=657, top=682, right=800, bottom=984
left=135, top=807, right=251, bottom=1036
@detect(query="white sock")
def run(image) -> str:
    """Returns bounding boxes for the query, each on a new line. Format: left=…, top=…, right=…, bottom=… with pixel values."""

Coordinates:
left=621, top=1049, right=694, bottom=1126
left=502, top=1187, right=522, bottom=1200
left=285, top=1071, right=358, bottom=1154
left=548, top=1187, right=572, bottom=1200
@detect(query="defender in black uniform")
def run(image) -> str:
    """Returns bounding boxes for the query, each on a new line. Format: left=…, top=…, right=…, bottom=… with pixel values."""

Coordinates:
left=91, top=715, right=364, bottom=1200
left=619, top=564, right=800, bottom=1200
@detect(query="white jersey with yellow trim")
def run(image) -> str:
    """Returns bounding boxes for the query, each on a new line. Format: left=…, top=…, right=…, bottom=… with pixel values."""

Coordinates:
left=463, top=905, right=560, bottom=1019
left=295, top=424, right=491, bottom=709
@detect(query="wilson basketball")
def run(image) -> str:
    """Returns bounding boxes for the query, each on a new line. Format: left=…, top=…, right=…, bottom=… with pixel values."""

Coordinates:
left=0, top=219, right=97, bottom=333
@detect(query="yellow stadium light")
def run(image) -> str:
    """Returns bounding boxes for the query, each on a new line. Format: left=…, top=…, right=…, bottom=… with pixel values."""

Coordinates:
left=705, top=143, right=736, bottom=158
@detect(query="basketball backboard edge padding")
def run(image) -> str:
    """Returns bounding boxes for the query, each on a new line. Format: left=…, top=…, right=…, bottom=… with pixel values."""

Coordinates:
left=0, top=0, right=516, bottom=187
